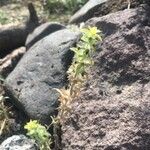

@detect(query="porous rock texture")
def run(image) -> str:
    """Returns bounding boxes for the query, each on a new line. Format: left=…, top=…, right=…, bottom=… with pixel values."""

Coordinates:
left=69, top=0, right=150, bottom=24
left=62, top=5, right=150, bottom=150
left=5, top=29, right=79, bottom=124
left=0, top=135, right=37, bottom=150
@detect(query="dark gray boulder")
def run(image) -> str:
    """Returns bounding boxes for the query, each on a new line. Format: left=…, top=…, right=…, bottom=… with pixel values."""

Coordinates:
left=5, top=29, right=79, bottom=124
left=0, top=135, right=37, bottom=150
left=25, top=22, right=65, bottom=49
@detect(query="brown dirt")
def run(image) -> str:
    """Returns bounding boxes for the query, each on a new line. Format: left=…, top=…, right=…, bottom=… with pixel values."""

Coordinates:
left=0, top=0, right=70, bottom=26
left=0, top=0, right=46, bottom=26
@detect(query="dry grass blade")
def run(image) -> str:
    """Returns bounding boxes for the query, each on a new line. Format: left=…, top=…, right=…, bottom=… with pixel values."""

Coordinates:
left=127, top=0, right=131, bottom=9
left=0, top=95, right=10, bottom=135
left=0, top=119, right=6, bottom=135
left=54, top=88, right=72, bottom=121
left=53, top=27, right=102, bottom=124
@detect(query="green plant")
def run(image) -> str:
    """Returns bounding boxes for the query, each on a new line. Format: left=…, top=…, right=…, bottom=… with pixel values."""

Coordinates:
left=0, top=95, right=10, bottom=135
left=45, top=0, right=88, bottom=13
left=63, top=0, right=88, bottom=12
left=46, top=0, right=64, bottom=13
left=24, top=27, right=102, bottom=149
left=56, top=26, right=102, bottom=122
left=0, top=10, right=9, bottom=25
left=69, top=27, right=101, bottom=94
left=24, top=120, right=52, bottom=150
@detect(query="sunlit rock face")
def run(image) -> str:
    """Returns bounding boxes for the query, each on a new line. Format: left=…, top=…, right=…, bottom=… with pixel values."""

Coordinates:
left=62, top=5, right=150, bottom=150
left=69, top=0, right=150, bottom=24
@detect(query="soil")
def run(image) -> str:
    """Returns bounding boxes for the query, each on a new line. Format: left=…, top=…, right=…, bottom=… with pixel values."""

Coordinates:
left=0, top=0, right=70, bottom=26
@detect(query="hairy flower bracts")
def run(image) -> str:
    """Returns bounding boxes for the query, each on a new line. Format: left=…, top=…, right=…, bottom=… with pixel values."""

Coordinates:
left=0, top=95, right=10, bottom=135
left=57, top=27, right=102, bottom=122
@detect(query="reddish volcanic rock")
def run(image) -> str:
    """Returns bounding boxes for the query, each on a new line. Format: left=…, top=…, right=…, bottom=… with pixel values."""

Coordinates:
left=62, top=5, right=150, bottom=150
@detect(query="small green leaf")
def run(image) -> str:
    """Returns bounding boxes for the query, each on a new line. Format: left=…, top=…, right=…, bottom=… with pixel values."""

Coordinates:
left=24, top=120, right=51, bottom=150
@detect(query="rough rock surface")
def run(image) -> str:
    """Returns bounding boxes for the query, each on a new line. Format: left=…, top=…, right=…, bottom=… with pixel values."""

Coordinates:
left=62, top=5, right=150, bottom=150
left=0, top=135, right=37, bottom=150
left=25, top=22, right=65, bottom=49
left=69, top=0, right=150, bottom=24
left=5, top=29, right=79, bottom=124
